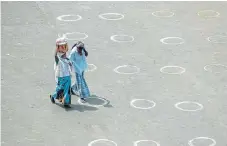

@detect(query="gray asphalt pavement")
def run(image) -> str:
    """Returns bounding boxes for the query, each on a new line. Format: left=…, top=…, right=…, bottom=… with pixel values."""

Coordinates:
left=1, top=1, right=227, bottom=146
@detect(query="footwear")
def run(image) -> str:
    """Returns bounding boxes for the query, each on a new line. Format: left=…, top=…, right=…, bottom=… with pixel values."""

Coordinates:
left=50, top=95, right=55, bottom=104
left=58, top=98, right=63, bottom=103
left=71, top=88, right=75, bottom=95
left=64, top=104, right=71, bottom=108
left=61, top=98, right=65, bottom=105
left=80, top=98, right=87, bottom=103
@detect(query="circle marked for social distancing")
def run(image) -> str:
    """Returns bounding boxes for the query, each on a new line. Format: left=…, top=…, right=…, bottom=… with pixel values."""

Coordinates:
left=114, top=65, right=140, bottom=75
left=56, top=14, right=82, bottom=22
left=204, top=64, right=227, bottom=73
left=86, top=64, right=97, bottom=72
left=198, top=10, right=220, bottom=18
left=207, top=35, right=227, bottom=43
left=188, top=137, right=216, bottom=146
left=99, top=13, right=124, bottom=20
left=152, top=10, right=175, bottom=17
left=175, top=101, right=203, bottom=112
left=110, top=35, right=134, bottom=43
left=160, top=66, right=186, bottom=75
left=130, top=99, right=156, bottom=110
left=60, top=32, right=88, bottom=40
left=88, top=139, right=117, bottom=146
left=160, top=37, right=185, bottom=45
left=78, top=96, right=108, bottom=107
left=134, top=140, right=160, bottom=146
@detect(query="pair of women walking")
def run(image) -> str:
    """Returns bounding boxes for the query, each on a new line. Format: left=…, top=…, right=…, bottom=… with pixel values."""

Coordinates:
left=50, top=38, right=90, bottom=108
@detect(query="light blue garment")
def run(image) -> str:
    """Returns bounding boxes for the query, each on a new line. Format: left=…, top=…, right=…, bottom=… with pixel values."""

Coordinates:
left=69, top=47, right=88, bottom=75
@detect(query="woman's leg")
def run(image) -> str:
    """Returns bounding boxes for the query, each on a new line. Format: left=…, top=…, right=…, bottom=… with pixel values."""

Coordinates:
left=71, top=72, right=79, bottom=95
left=50, top=77, right=64, bottom=103
left=80, top=72, right=90, bottom=99
left=62, top=76, right=71, bottom=106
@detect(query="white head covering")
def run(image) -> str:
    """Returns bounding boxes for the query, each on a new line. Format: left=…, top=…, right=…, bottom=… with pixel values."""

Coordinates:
left=56, top=37, right=67, bottom=45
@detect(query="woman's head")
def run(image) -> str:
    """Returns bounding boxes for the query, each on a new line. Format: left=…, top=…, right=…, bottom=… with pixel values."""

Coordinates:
left=76, top=41, right=85, bottom=56
left=56, top=38, right=68, bottom=57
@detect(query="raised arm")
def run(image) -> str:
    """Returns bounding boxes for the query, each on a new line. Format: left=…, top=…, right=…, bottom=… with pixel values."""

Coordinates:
left=83, top=48, right=88, bottom=57
left=54, top=48, right=59, bottom=64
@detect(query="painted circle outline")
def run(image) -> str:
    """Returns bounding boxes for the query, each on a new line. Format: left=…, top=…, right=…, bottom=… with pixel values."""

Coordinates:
left=204, top=64, right=227, bottom=73
left=160, top=37, right=185, bottom=45
left=160, top=66, right=186, bottom=75
left=188, top=137, right=216, bottom=146
left=99, top=13, right=124, bottom=20
left=130, top=99, right=156, bottom=110
left=175, top=101, right=204, bottom=112
left=113, top=65, right=140, bottom=75
left=86, top=64, right=97, bottom=72
left=207, top=35, right=227, bottom=43
left=59, top=32, right=88, bottom=40
left=198, top=10, right=220, bottom=18
left=56, top=14, right=82, bottom=22
left=77, top=96, right=108, bottom=107
left=152, top=10, right=175, bottom=17
left=88, top=139, right=117, bottom=146
left=134, top=140, right=160, bottom=146
left=110, top=35, right=134, bottom=43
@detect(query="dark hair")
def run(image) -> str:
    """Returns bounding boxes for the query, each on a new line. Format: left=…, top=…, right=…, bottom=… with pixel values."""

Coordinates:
left=72, top=43, right=88, bottom=57
left=77, top=46, right=83, bottom=56
left=77, top=47, right=88, bottom=57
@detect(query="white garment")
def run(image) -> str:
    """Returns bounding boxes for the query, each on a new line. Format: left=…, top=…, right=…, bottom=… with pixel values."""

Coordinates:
left=54, top=57, right=72, bottom=78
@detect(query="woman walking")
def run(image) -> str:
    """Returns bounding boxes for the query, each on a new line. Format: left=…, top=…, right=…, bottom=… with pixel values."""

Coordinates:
left=50, top=38, right=72, bottom=108
left=69, top=41, right=90, bottom=102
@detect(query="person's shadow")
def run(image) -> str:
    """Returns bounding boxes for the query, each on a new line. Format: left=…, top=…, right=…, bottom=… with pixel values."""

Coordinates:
left=56, top=103, right=98, bottom=112
left=56, top=94, right=113, bottom=112
left=84, top=94, right=113, bottom=108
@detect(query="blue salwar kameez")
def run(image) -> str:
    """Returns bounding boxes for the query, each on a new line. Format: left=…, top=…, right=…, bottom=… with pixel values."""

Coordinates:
left=69, top=46, right=90, bottom=99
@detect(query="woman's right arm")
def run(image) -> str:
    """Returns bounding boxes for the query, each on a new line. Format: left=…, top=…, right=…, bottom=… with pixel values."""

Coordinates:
left=54, top=50, right=59, bottom=64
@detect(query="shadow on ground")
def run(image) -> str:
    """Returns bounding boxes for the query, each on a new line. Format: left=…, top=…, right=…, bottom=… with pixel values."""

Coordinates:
left=85, top=94, right=113, bottom=108
left=55, top=103, right=98, bottom=112
left=55, top=94, right=113, bottom=111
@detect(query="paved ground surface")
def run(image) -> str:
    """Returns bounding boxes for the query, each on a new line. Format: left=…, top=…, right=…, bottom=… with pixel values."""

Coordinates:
left=1, top=1, right=227, bottom=146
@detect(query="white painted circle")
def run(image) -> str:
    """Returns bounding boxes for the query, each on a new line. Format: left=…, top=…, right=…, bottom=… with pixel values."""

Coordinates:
left=204, top=64, right=227, bottom=73
left=198, top=10, right=220, bottom=18
left=152, top=10, right=175, bottom=17
left=56, top=14, right=82, bottom=22
left=207, top=35, right=227, bottom=43
left=188, top=137, right=216, bottom=146
left=113, top=65, right=140, bottom=75
left=160, top=66, right=186, bottom=75
left=130, top=99, right=156, bottom=110
left=86, top=64, right=97, bottom=72
left=134, top=140, right=160, bottom=146
left=160, top=37, right=185, bottom=45
left=59, top=32, right=88, bottom=41
left=88, top=139, right=117, bottom=146
left=78, top=96, right=108, bottom=107
left=175, top=101, right=203, bottom=112
left=110, top=35, right=134, bottom=43
left=99, top=13, right=124, bottom=20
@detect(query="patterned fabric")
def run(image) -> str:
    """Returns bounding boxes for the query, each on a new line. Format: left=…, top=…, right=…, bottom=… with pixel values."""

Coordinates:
left=52, top=76, right=71, bottom=105
left=72, top=72, right=90, bottom=98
